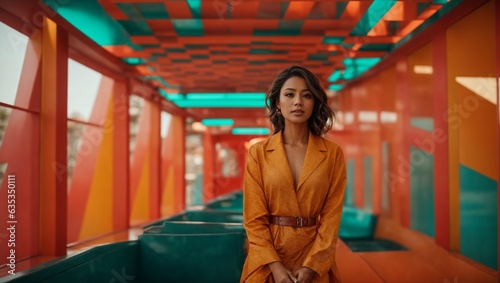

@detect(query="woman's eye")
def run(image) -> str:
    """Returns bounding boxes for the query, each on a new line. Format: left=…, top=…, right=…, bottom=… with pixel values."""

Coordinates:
left=304, top=93, right=312, bottom=98
left=285, top=93, right=293, bottom=97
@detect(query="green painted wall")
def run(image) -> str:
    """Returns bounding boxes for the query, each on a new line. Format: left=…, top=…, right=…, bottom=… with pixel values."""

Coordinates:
left=410, top=146, right=435, bottom=237
left=345, top=159, right=355, bottom=207
left=459, top=164, right=498, bottom=270
left=363, top=156, right=372, bottom=211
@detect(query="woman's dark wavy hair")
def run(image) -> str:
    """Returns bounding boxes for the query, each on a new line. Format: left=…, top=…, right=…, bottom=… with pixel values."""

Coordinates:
left=266, top=65, right=335, bottom=136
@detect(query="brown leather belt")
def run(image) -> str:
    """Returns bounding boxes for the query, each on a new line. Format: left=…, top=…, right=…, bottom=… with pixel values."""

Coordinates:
left=268, top=215, right=317, bottom=228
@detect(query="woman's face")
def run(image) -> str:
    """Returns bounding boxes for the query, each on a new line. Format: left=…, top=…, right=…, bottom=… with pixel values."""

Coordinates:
left=277, top=76, right=315, bottom=126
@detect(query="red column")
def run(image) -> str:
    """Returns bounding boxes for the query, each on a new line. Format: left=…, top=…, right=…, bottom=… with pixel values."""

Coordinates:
left=203, top=128, right=215, bottom=202
left=176, top=117, right=186, bottom=212
left=149, top=97, right=161, bottom=219
left=396, top=58, right=411, bottom=228
left=39, top=17, right=67, bottom=256
left=495, top=0, right=500, bottom=278
left=432, top=30, right=450, bottom=250
left=352, top=88, right=364, bottom=208
left=112, top=81, right=129, bottom=231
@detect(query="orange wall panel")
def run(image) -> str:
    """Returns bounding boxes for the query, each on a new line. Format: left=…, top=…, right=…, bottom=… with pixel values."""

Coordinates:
left=446, top=0, right=498, bottom=252
left=131, top=151, right=151, bottom=226
left=161, top=115, right=186, bottom=216
left=67, top=76, right=113, bottom=244
left=129, top=99, right=163, bottom=226
left=78, top=100, right=114, bottom=240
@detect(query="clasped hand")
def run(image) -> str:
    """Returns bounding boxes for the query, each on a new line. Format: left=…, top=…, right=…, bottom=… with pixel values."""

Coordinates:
left=269, top=262, right=316, bottom=283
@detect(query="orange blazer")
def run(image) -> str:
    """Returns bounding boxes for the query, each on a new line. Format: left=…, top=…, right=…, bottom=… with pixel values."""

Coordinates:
left=241, top=131, right=347, bottom=283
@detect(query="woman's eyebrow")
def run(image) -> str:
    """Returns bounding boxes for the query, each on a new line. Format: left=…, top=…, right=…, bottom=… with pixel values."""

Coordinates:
left=283, top=88, right=310, bottom=91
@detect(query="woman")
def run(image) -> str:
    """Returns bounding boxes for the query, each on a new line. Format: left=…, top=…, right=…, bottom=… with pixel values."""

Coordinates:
left=240, top=66, right=347, bottom=283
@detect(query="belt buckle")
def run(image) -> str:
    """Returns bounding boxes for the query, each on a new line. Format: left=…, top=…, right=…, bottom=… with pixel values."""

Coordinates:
left=296, top=217, right=303, bottom=228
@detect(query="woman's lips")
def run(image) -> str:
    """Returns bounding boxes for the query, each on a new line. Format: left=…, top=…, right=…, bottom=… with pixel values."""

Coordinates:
left=291, top=110, right=304, bottom=115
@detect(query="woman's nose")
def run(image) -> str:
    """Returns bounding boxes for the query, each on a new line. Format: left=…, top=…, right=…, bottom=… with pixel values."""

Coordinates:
left=294, top=97, right=303, bottom=106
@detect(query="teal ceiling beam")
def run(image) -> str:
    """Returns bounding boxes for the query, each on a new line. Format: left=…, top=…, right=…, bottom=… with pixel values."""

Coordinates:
left=232, top=128, right=270, bottom=135
left=350, top=0, right=397, bottom=36
left=201, top=119, right=234, bottom=126
left=186, top=93, right=266, bottom=100
left=329, top=84, right=344, bottom=91
left=174, top=100, right=266, bottom=108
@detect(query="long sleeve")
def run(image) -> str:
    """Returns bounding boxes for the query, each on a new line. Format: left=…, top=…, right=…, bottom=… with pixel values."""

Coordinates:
left=303, top=147, right=347, bottom=277
left=243, top=145, right=280, bottom=266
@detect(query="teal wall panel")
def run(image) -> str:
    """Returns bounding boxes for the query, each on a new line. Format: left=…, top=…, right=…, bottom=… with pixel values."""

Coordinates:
left=193, top=174, right=203, bottom=205
left=345, top=159, right=355, bottom=207
left=410, top=117, right=434, bottom=132
left=459, top=164, right=498, bottom=270
left=410, top=146, right=435, bottom=237
left=363, top=156, right=372, bottom=211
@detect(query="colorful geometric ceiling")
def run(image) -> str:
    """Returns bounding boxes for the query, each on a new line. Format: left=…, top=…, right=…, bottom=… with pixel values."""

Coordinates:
left=44, top=0, right=456, bottom=108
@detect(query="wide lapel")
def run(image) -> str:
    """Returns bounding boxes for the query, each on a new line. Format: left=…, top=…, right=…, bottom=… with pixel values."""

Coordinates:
left=265, top=132, right=294, bottom=189
left=296, top=133, right=326, bottom=191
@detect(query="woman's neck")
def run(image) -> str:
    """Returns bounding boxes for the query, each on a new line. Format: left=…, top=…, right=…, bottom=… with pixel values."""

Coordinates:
left=282, top=125, right=309, bottom=146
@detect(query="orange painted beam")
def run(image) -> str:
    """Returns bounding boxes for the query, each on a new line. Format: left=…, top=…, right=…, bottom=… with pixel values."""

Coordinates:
left=129, top=36, right=159, bottom=45
left=302, top=20, right=352, bottom=35
left=230, top=1, right=259, bottom=18
left=203, top=19, right=232, bottom=34
left=283, top=1, right=314, bottom=20
left=368, top=19, right=388, bottom=37
left=325, top=30, right=350, bottom=37
left=201, top=0, right=224, bottom=19
left=351, top=51, right=388, bottom=58
left=397, top=20, right=424, bottom=38
left=340, top=1, right=372, bottom=21
left=149, top=99, right=161, bottom=220
left=40, top=17, right=67, bottom=256
left=417, top=4, right=443, bottom=20
left=146, top=20, right=175, bottom=34
left=383, top=1, right=405, bottom=21
left=432, top=29, right=450, bottom=251
left=176, top=35, right=321, bottom=45
left=164, top=1, right=192, bottom=19
left=344, top=36, right=400, bottom=45
left=103, top=45, right=149, bottom=58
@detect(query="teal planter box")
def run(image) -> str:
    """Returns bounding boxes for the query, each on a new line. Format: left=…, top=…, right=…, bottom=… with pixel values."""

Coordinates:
left=339, top=207, right=378, bottom=240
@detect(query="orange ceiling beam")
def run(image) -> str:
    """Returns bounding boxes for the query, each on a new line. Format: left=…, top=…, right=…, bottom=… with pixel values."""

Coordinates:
left=283, top=1, right=315, bottom=19
left=164, top=1, right=192, bottom=19
left=230, top=2, right=260, bottom=18
left=98, top=0, right=128, bottom=20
